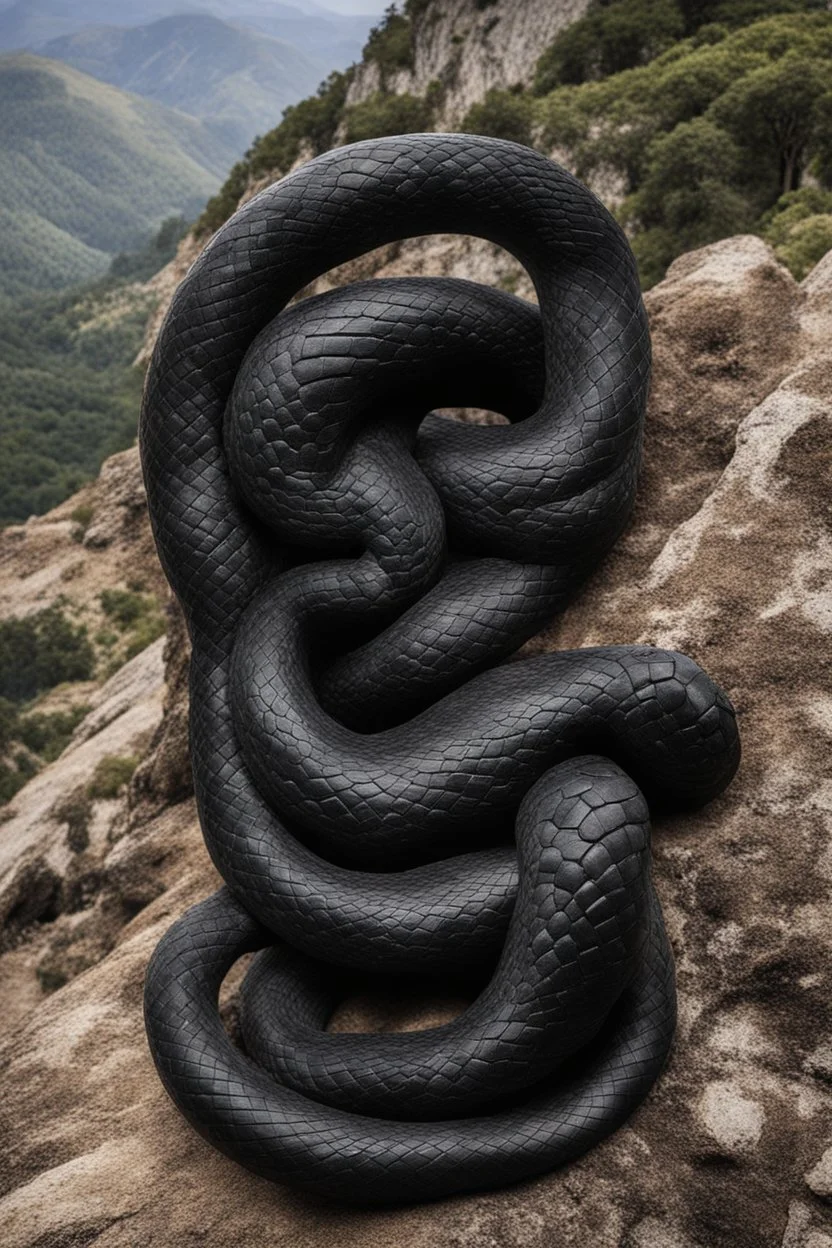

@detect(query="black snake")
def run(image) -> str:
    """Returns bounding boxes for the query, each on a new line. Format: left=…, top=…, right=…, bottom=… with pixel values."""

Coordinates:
left=140, top=134, right=740, bottom=1205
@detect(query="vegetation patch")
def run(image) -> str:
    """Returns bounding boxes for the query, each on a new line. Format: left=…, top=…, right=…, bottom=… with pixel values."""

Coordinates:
left=0, top=613, right=93, bottom=804
left=760, top=186, right=832, bottom=276
left=0, top=279, right=150, bottom=525
left=87, top=753, right=139, bottom=800
left=99, top=588, right=166, bottom=667
left=343, top=91, right=437, bottom=143
left=461, top=89, right=534, bottom=147
left=16, top=705, right=90, bottom=763
left=365, top=6, right=415, bottom=75
left=0, top=54, right=228, bottom=297
left=0, top=605, right=95, bottom=703
left=53, top=787, right=94, bottom=853
left=193, top=0, right=832, bottom=293
left=108, top=216, right=188, bottom=284
left=69, top=504, right=95, bottom=541
left=534, top=0, right=824, bottom=91
left=533, top=5, right=832, bottom=284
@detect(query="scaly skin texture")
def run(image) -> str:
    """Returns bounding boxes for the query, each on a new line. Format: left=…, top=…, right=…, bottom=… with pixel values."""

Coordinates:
left=139, top=134, right=740, bottom=1204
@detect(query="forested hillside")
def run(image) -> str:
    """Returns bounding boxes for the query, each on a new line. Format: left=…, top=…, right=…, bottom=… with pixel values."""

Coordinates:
left=0, top=217, right=190, bottom=526
left=0, top=53, right=233, bottom=296
left=0, top=282, right=150, bottom=525
left=41, top=15, right=325, bottom=153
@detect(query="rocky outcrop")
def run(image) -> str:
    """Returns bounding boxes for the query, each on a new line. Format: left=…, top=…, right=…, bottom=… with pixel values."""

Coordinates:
left=345, top=0, right=590, bottom=127
left=0, top=233, right=829, bottom=1246
left=0, top=446, right=167, bottom=621
left=135, top=233, right=204, bottom=372
left=134, top=0, right=591, bottom=368
left=0, top=443, right=179, bottom=1029
left=0, top=639, right=166, bottom=1031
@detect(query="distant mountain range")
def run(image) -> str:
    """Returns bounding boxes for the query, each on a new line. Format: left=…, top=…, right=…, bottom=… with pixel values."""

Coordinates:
left=0, top=0, right=382, bottom=296
left=0, top=0, right=377, bottom=69
left=0, top=53, right=234, bottom=296
left=41, top=15, right=326, bottom=152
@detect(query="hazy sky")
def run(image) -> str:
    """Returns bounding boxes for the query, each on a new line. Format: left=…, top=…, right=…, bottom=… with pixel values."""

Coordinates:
left=321, top=0, right=390, bottom=12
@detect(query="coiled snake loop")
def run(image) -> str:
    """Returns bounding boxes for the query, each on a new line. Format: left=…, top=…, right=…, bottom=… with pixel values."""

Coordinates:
left=140, top=135, right=740, bottom=1204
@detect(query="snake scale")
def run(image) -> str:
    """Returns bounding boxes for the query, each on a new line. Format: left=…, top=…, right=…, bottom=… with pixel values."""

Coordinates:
left=140, top=134, right=740, bottom=1205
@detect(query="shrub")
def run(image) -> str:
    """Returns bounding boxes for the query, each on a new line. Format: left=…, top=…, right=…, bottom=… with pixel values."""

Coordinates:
left=53, top=787, right=93, bottom=853
left=17, top=705, right=90, bottom=763
left=365, top=6, right=414, bottom=73
left=87, top=754, right=138, bottom=800
left=14, top=749, right=38, bottom=781
left=99, top=588, right=147, bottom=629
left=461, top=89, right=535, bottom=147
left=69, top=504, right=94, bottom=538
left=0, top=697, right=19, bottom=750
left=123, top=612, right=166, bottom=662
left=772, top=212, right=832, bottom=276
left=342, top=92, right=436, bottom=143
left=0, top=762, right=25, bottom=804
left=99, top=588, right=166, bottom=665
left=0, top=606, right=95, bottom=703
left=761, top=185, right=832, bottom=275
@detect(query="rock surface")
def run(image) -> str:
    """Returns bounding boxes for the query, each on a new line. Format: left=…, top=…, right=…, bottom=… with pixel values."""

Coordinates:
left=343, top=0, right=590, bottom=128
left=0, top=445, right=167, bottom=622
left=0, top=231, right=829, bottom=1246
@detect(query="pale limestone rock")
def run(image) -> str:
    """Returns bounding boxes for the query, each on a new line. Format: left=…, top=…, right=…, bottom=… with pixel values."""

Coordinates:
left=626, top=1217, right=697, bottom=1248
left=805, top=1040, right=832, bottom=1081
left=81, top=447, right=147, bottom=549
left=806, top=1149, right=832, bottom=1200
left=343, top=0, right=591, bottom=129
left=698, top=1081, right=765, bottom=1154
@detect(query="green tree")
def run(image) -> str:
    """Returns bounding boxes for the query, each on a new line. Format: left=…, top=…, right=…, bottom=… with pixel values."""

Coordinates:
left=709, top=53, right=830, bottom=195
left=365, top=5, right=414, bottom=74
left=760, top=185, right=832, bottom=275
left=461, top=89, right=534, bottom=147
left=342, top=92, right=435, bottom=143
left=622, top=117, right=751, bottom=284
left=535, top=0, right=685, bottom=91
left=109, top=215, right=187, bottom=281
left=0, top=606, right=95, bottom=702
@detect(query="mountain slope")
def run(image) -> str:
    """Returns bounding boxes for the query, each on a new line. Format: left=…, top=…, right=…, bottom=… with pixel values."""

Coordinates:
left=0, top=53, right=234, bottom=296
left=216, top=3, right=380, bottom=67
left=41, top=15, right=326, bottom=152
left=0, top=0, right=376, bottom=68
left=0, top=0, right=200, bottom=49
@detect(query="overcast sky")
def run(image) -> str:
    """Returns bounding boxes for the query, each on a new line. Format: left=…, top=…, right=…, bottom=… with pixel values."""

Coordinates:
left=321, top=0, right=391, bottom=12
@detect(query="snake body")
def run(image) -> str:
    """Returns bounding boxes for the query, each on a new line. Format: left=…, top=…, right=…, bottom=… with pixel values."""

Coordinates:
left=140, top=135, right=740, bottom=1204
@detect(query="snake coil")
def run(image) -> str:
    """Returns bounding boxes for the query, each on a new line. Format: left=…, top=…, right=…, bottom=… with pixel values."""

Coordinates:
left=140, top=135, right=740, bottom=1205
